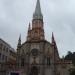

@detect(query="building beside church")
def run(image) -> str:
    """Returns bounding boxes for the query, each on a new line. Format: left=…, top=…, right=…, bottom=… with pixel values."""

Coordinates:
left=16, top=0, right=72, bottom=75
left=0, top=38, right=16, bottom=75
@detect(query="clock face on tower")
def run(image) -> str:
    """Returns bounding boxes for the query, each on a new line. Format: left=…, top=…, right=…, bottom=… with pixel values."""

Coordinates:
left=31, top=49, right=39, bottom=57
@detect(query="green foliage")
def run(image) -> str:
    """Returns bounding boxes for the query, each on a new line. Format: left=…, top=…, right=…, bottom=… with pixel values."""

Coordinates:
left=64, top=51, right=75, bottom=66
left=64, top=51, right=75, bottom=75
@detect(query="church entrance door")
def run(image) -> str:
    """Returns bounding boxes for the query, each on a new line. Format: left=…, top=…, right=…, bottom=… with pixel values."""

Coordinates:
left=30, top=66, right=38, bottom=75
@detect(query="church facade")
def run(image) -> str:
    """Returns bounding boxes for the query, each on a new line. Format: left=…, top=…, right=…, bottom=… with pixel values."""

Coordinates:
left=16, top=0, right=72, bottom=75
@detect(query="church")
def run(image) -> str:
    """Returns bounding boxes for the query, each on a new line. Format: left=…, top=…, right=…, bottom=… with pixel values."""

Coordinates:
left=16, top=0, right=72, bottom=75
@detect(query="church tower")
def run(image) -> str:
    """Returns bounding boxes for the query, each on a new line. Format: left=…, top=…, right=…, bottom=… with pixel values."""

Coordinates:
left=27, top=0, right=45, bottom=41
left=16, top=0, right=72, bottom=75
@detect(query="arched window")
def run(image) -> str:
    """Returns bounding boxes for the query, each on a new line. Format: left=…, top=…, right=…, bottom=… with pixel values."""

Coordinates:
left=47, top=57, right=51, bottom=65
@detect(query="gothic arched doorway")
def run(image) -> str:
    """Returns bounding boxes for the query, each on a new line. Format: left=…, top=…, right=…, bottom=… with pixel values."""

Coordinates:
left=30, top=66, right=38, bottom=75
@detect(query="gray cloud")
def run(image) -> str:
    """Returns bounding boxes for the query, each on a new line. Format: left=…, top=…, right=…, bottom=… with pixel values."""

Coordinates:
left=0, top=0, right=75, bottom=57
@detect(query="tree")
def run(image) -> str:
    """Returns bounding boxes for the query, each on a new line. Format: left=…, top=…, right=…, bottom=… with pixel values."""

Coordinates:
left=65, top=51, right=75, bottom=65
left=65, top=51, right=75, bottom=75
left=65, top=51, right=72, bottom=60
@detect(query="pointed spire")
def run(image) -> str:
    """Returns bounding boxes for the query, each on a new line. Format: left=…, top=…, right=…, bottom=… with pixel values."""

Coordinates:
left=17, top=34, right=21, bottom=48
left=18, top=34, right=21, bottom=45
left=52, top=32, right=54, bottom=42
left=27, top=23, right=31, bottom=41
left=28, top=23, right=31, bottom=31
left=52, top=32, right=56, bottom=45
left=51, top=32, right=58, bottom=50
left=33, top=0, right=43, bottom=20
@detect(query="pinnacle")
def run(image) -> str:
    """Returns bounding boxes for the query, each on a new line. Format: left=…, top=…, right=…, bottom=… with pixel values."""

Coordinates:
left=52, top=32, right=56, bottom=45
left=28, top=23, right=31, bottom=31
left=33, top=0, right=43, bottom=20
left=18, top=34, right=21, bottom=45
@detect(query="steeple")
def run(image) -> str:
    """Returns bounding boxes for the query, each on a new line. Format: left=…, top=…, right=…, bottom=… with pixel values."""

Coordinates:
left=17, top=34, right=21, bottom=48
left=51, top=32, right=59, bottom=60
left=33, top=0, right=43, bottom=20
left=51, top=32, right=57, bottom=46
left=28, top=23, right=31, bottom=31
left=26, top=0, right=45, bottom=41
left=51, top=32, right=58, bottom=50
left=27, top=23, right=31, bottom=41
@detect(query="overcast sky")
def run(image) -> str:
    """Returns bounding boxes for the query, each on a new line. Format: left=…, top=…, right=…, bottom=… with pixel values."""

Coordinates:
left=0, top=0, right=75, bottom=57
